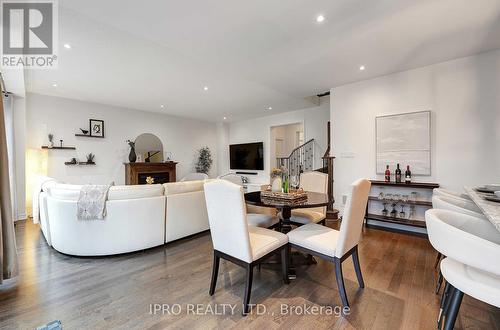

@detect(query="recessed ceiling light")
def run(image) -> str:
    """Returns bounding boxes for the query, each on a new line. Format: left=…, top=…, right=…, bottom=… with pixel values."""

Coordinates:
left=63, top=43, right=71, bottom=49
left=203, top=86, right=209, bottom=91
left=52, top=83, right=58, bottom=87
left=223, top=116, right=227, bottom=120
left=160, top=104, right=165, bottom=109
left=359, top=65, right=365, bottom=71
left=316, top=15, right=325, bottom=23
left=267, top=107, right=272, bottom=110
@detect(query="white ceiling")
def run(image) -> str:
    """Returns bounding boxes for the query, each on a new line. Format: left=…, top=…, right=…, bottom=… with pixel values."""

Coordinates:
left=21, top=0, right=500, bottom=122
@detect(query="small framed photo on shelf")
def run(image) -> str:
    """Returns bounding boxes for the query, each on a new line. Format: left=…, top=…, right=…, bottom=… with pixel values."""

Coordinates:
left=89, top=119, right=104, bottom=138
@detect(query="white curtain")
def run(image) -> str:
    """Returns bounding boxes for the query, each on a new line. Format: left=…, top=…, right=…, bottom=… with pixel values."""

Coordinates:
left=3, top=94, right=17, bottom=220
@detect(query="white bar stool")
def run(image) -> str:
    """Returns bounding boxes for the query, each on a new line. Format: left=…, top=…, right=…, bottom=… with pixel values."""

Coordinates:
left=425, top=209, right=500, bottom=329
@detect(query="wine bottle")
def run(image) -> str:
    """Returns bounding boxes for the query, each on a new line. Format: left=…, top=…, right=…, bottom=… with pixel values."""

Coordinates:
left=405, top=165, right=412, bottom=183
left=384, top=165, right=391, bottom=183
left=395, top=163, right=402, bottom=183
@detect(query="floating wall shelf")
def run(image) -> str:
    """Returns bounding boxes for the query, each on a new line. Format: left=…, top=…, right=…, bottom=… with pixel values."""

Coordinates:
left=75, top=134, right=104, bottom=138
left=42, top=146, right=76, bottom=150
left=64, top=162, right=96, bottom=166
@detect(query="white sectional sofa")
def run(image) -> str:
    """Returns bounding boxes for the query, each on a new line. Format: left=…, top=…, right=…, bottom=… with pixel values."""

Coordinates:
left=36, top=179, right=211, bottom=256
left=164, top=180, right=210, bottom=242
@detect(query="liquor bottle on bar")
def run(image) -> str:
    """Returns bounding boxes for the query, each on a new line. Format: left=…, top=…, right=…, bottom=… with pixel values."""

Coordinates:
left=395, top=163, right=402, bottom=183
left=384, top=165, right=391, bottom=183
left=405, top=165, right=412, bottom=183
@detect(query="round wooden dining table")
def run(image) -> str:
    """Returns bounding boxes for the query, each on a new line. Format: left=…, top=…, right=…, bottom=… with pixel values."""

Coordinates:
left=244, top=190, right=332, bottom=233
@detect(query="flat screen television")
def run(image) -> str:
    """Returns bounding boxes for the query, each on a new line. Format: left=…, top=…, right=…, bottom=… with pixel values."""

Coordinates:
left=229, top=142, right=264, bottom=170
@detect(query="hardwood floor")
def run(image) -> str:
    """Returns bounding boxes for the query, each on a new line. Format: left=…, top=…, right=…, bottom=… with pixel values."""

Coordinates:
left=1, top=220, right=499, bottom=330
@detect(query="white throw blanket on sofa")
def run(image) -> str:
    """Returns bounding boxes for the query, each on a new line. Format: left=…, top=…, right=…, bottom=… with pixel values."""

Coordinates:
left=77, top=184, right=111, bottom=220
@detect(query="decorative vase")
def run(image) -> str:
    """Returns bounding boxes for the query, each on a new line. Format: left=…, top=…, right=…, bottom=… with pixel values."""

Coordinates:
left=271, top=177, right=282, bottom=192
left=49, top=141, right=54, bottom=148
left=129, top=146, right=137, bottom=163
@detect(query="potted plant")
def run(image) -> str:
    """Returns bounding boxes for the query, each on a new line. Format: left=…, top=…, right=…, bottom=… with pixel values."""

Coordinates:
left=195, top=146, right=213, bottom=174
left=86, top=153, right=95, bottom=164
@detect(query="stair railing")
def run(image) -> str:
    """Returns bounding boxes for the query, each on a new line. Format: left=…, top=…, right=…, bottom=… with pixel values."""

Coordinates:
left=276, top=139, right=314, bottom=178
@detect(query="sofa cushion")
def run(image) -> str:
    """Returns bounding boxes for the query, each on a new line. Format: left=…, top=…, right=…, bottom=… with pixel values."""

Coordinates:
left=164, top=180, right=207, bottom=196
left=47, top=184, right=83, bottom=200
left=48, top=184, right=164, bottom=201
left=36, top=176, right=59, bottom=192
left=108, top=184, right=164, bottom=200
left=41, top=180, right=58, bottom=192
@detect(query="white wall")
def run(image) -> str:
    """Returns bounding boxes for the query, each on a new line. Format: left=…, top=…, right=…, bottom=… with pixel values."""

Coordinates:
left=219, top=98, right=330, bottom=183
left=26, top=93, right=218, bottom=185
left=216, top=122, right=230, bottom=176
left=331, top=49, right=500, bottom=207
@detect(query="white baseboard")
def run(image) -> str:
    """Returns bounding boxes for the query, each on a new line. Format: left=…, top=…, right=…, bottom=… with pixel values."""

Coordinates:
left=15, top=213, right=27, bottom=221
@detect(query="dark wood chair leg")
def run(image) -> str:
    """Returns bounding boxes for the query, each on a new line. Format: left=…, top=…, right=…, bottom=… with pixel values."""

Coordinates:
left=281, top=246, right=289, bottom=284
left=434, top=252, right=442, bottom=269
left=209, top=252, right=220, bottom=295
left=243, top=264, right=254, bottom=315
left=352, top=246, right=365, bottom=288
left=436, top=270, right=443, bottom=294
left=438, top=281, right=450, bottom=326
left=334, top=257, right=349, bottom=308
left=440, top=285, right=455, bottom=329
left=444, top=288, right=464, bottom=330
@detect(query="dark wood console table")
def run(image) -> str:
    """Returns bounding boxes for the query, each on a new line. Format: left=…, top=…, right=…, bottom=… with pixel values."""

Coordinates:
left=124, top=162, right=177, bottom=185
left=365, top=180, right=439, bottom=236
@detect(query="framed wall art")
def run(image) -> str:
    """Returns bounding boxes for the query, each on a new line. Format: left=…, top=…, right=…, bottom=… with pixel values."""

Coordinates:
left=376, top=111, right=431, bottom=175
left=89, top=119, right=105, bottom=138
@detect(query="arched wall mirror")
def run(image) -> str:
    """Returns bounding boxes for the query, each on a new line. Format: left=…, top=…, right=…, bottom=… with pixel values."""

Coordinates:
left=135, top=133, right=163, bottom=162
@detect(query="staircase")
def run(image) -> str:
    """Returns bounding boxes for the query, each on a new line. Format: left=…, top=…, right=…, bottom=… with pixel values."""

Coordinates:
left=275, top=122, right=337, bottom=219
left=276, top=139, right=315, bottom=178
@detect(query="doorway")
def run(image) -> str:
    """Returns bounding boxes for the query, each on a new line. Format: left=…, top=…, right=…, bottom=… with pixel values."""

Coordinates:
left=270, top=122, right=304, bottom=168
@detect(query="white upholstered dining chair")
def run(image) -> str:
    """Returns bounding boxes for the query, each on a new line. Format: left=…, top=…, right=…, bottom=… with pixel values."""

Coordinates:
left=431, top=194, right=486, bottom=289
left=425, top=209, right=500, bottom=329
left=204, top=180, right=289, bottom=315
left=285, top=171, right=328, bottom=226
left=180, top=172, right=209, bottom=181
left=217, top=173, right=243, bottom=185
left=287, top=178, right=371, bottom=309
left=246, top=213, right=279, bottom=228
left=433, top=188, right=471, bottom=201
left=432, top=195, right=484, bottom=218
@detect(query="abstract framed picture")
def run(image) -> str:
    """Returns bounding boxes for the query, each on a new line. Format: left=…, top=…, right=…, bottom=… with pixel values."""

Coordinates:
left=89, top=119, right=105, bottom=138
left=375, top=111, right=431, bottom=175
